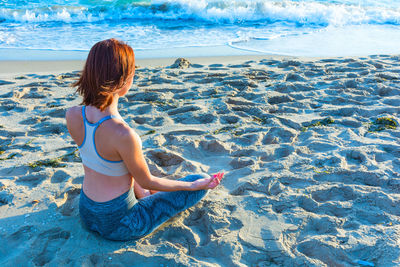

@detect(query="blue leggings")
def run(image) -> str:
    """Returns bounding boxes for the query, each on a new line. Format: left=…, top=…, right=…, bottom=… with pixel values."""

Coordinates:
left=79, top=174, right=208, bottom=241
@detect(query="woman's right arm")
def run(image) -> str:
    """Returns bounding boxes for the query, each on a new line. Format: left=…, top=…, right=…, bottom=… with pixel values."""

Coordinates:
left=116, top=127, right=220, bottom=192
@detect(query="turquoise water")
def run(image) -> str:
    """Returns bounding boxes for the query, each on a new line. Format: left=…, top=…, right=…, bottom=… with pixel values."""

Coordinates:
left=1, top=0, right=400, bottom=58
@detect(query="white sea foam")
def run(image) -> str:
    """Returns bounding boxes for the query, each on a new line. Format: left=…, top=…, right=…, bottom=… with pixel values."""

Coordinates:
left=1, top=0, right=400, bottom=56
left=1, top=0, right=400, bottom=26
left=230, top=24, right=400, bottom=56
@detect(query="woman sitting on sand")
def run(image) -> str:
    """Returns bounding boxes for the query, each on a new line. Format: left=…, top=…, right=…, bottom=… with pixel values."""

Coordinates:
left=66, top=39, right=223, bottom=241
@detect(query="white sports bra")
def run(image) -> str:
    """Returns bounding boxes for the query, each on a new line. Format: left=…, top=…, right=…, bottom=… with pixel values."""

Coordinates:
left=78, top=106, right=129, bottom=176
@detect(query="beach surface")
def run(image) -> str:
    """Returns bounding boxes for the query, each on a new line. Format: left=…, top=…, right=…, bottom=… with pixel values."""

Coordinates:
left=0, top=55, right=399, bottom=266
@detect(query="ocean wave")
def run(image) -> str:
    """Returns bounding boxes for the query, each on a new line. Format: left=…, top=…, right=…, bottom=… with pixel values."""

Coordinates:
left=1, top=0, right=400, bottom=26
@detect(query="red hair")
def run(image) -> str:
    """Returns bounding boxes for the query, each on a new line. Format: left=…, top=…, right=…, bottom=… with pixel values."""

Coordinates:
left=74, top=39, right=135, bottom=111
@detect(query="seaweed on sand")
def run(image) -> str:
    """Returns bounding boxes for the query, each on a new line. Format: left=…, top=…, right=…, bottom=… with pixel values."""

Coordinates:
left=301, top=117, right=335, bottom=132
left=0, top=153, right=18, bottom=161
left=28, top=148, right=79, bottom=169
left=140, top=130, right=156, bottom=137
left=368, top=117, right=398, bottom=132
left=0, top=138, right=14, bottom=156
left=29, top=158, right=66, bottom=169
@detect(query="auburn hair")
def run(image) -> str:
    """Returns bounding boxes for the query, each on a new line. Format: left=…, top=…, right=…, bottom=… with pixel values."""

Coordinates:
left=73, top=39, right=135, bottom=111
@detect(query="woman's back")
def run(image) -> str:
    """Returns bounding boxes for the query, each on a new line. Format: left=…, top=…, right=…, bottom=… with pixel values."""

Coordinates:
left=66, top=105, right=133, bottom=202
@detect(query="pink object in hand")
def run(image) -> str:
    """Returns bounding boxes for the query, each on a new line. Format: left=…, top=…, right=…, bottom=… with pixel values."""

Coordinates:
left=213, top=172, right=224, bottom=182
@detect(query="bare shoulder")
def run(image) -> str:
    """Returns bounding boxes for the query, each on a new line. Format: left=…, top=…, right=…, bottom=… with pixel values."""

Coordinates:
left=65, top=106, right=84, bottom=144
left=112, top=121, right=141, bottom=148
left=65, top=106, right=82, bottom=124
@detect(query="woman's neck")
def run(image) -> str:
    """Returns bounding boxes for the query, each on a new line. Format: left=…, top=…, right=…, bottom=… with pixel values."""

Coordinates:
left=104, top=96, right=119, bottom=115
left=89, top=95, right=120, bottom=116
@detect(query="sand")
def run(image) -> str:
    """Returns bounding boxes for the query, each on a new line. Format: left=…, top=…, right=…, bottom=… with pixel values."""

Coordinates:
left=0, top=54, right=399, bottom=266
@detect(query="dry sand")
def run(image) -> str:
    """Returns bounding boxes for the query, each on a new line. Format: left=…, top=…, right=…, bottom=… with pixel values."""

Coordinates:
left=0, top=55, right=399, bottom=266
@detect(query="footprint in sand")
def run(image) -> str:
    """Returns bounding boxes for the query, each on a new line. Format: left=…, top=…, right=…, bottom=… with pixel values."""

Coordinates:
left=312, top=156, right=343, bottom=168
left=130, top=115, right=147, bottom=125
left=131, top=104, right=154, bottom=115
left=15, top=84, right=50, bottom=99
left=231, top=133, right=261, bottom=146
left=0, top=190, right=13, bottom=206
left=17, top=172, right=49, bottom=187
left=2, top=225, right=38, bottom=258
left=8, top=225, right=37, bottom=243
left=31, top=227, right=71, bottom=266
left=303, top=216, right=340, bottom=235
left=28, top=121, right=66, bottom=136
left=19, top=116, right=48, bottom=125
left=269, top=198, right=294, bottom=214
left=229, top=158, right=255, bottom=170
left=311, top=185, right=357, bottom=203
left=300, top=195, right=352, bottom=218
left=277, top=60, right=302, bottom=68
left=183, top=208, right=211, bottom=245
left=377, top=85, right=400, bottom=96
left=297, top=238, right=348, bottom=266
left=188, top=206, right=240, bottom=244
left=146, top=149, right=185, bottom=167
left=297, top=195, right=320, bottom=213
left=175, top=90, right=200, bottom=100
left=354, top=208, right=390, bottom=225
left=57, top=187, right=81, bottom=216
left=226, top=97, right=257, bottom=107
left=220, top=115, right=240, bottom=124
left=167, top=105, right=202, bottom=116
left=0, top=99, right=26, bottom=113
left=183, top=201, right=243, bottom=249
left=223, top=79, right=257, bottom=91
left=0, top=225, right=37, bottom=264
left=44, top=108, right=66, bottom=118
left=51, top=169, right=70, bottom=183
left=274, top=145, right=294, bottom=159
left=231, top=176, right=285, bottom=198
left=263, top=127, right=297, bottom=144
left=229, top=180, right=259, bottom=196
left=151, top=225, right=199, bottom=255
left=231, top=148, right=258, bottom=158
left=285, top=73, right=307, bottom=82
left=362, top=191, right=400, bottom=216
left=199, top=140, right=229, bottom=154
left=344, top=149, right=368, bottom=164
left=307, top=141, right=338, bottom=153
left=267, top=95, right=294, bottom=105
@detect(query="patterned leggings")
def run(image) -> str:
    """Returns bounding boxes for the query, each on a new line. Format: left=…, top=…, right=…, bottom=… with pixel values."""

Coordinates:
left=79, top=174, right=208, bottom=241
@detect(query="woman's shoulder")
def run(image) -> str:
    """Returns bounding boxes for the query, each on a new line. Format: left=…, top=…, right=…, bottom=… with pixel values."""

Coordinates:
left=110, top=120, right=142, bottom=148
left=111, top=119, right=139, bottom=139
left=65, top=106, right=83, bottom=125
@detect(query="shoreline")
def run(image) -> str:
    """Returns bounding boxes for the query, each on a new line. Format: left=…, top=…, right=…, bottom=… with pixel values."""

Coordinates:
left=0, top=55, right=293, bottom=76
left=1, top=53, right=388, bottom=76
left=0, top=54, right=302, bottom=76
left=3, top=45, right=397, bottom=75
left=0, top=44, right=264, bottom=61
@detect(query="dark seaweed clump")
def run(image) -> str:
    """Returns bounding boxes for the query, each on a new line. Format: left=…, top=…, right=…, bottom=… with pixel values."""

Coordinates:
left=368, top=117, right=398, bottom=132
left=301, top=117, right=334, bottom=132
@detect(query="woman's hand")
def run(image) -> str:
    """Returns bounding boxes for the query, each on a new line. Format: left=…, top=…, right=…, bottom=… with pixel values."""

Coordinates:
left=191, top=172, right=224, bottom=190
left=134, top=180, right=158, bottom=199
